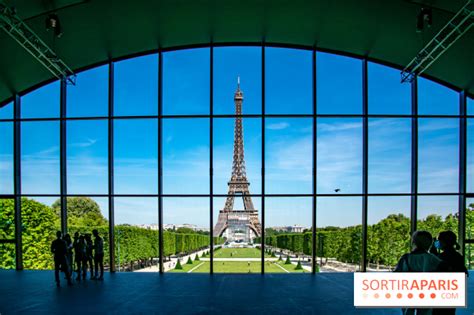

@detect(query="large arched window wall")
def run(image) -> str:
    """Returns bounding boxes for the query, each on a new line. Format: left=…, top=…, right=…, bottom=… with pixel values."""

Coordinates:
left=0, top=44, right=472, bottom=274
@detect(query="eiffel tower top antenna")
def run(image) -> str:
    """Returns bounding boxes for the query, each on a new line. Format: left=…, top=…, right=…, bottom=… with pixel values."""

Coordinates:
left=237, top=75, right=240, bottom=90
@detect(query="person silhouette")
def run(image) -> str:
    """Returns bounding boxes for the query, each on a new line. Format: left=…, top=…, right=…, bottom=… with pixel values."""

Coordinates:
left=432, top=231, right=468, bottom=315
left=85, top=233, right=94, bottom=279
left=395, top=231, right=445, bottom=315
left=92, top=229, right=104, bottom=280
left=51, top=231, right=72, bottom=287
left=64, top=233, right=73, bottom=276
left=73, top=233, right=87, bottom=281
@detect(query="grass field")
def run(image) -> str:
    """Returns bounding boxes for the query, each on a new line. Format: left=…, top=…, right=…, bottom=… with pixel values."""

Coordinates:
left=213, top=247, right=271, bottom=259
left=169, top=248, right=309, bottom=273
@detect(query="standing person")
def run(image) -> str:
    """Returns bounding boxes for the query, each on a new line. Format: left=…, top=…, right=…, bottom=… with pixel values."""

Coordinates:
left=64, top=234, right=73, bottom=277
left=432, top=231, right=468, bottom=315
left=85, top=234, right=94, bottom=279
left=73, top=233, right=86, bottom=281
left=92, top=229, right=104, bottom=280
left=394, top=231, right=445, bottom=315
left=51, top=231, right=72, bottom=287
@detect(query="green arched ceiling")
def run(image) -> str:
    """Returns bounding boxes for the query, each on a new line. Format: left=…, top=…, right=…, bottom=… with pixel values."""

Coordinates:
left=0, top=0, right=473, bottom=105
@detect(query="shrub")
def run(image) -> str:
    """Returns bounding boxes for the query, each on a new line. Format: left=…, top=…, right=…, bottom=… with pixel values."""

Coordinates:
left=285, top=256, right=291, bottom=265
left=187, top=257, right=193, bottom=264
left=295, top=261, right=303, bottom=270
left=195, top=254, right=200, bottom=261
left=175, top=259, right=183, bottom=270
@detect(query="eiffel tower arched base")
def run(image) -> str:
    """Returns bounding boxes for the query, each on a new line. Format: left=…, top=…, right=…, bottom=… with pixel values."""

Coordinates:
left=214, top=210, right=261, bottom=243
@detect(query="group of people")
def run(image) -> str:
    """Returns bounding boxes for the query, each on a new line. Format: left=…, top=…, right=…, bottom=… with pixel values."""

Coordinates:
left=395, top=230, right=467, bottom=315
left=50, top=229, right=104, bottom=287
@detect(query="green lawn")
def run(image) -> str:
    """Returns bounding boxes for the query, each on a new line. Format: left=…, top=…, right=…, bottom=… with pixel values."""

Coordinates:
left=169, top=260, right=308, bottom=273
left=214, top=247, right=271, bottom=259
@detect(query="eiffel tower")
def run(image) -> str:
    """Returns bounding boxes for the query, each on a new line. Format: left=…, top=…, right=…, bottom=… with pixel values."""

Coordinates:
left=213, top=77, right=262, bottom=242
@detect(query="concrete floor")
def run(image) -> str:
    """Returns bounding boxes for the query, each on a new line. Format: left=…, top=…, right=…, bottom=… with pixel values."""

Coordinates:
left=0, top=271, right=472, bottom=314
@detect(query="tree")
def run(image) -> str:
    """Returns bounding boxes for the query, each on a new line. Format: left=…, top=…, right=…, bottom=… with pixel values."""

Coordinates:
left=52, top=197, right=107, bottom=227
left=4, top=198, right=59, bottom=270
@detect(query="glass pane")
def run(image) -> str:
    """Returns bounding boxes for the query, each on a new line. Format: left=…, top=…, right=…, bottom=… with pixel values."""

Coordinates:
left=418, top=119, right=459, bottom=193
left=266, top=118, right=312, bottom=194
left=466, top=199, right=474, bottom=269
left=367, top=197, right=411, bottom=271
left=0, top=198, right=15, bottom=269
left=0, top=102, right=13, bottom=119
left=163, top=119, right=209, bottom=194
left=466, top=198, right=474, bottom=241
left=67, top=120, right=108, bottom=194
left=0, top=123, right=13, bottom=194
left=317, top=118, right=362, bottom=194
left=468, top=97, right=473, bottom=116
left=213, top=47, right=261, bottom=115
left=213, top=118, right=261, bottom=195
left=213, top=197, right=261, bottom=273
left=114, top=119, right=158, bottom=194
left=67, top=65, right=108, bottom=117
left=0, top=243, right=15, bottom=269
left=368, top=118, right=411, bottom=193
left=368, top=62, right=411, bottom=114
left=417, top=196, right=458, bottom=239
left=265, top=47, right=312, bottom=114
left=317, top=52, right=362, bottom=114
left=468, top=119, right=474, bottom=193
left=164, top=197, right=210, bottom=273
left=21, top=197, right=60, bottom=270
left=316, top=197, right=362, bottom=272
left=21, top=81, right=60, bottom=118
left=163, top=48, right=210, bottom=115
left=114, top=54, right=158, bottom=116
left=418, top=77, right=458, bottom=115
left=265, top=197, right=312, bottom=273
left=115, top=197, right=158, bottom=272
left=21, top=122, right=60, bottom=194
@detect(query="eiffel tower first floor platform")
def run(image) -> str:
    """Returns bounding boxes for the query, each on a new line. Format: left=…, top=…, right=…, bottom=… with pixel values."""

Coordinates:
left=2, top=270, right=474, bottom=314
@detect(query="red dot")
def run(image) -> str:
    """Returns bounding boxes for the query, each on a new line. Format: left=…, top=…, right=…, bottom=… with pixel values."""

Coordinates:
left=397, top=293, right=403, bottom=299
left=385, top=293, right=391, bottom=299
left=419, top=293, right=425, bottom=299
left=430, top=293, right=436, bottom=299
left=374, top=293, right=380, bottom=299
left=408, top=293, right=413, bottom=299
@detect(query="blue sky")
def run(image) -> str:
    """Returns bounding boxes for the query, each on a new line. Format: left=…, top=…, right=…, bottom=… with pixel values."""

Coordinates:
left=0, top=47, right=468, bottom=229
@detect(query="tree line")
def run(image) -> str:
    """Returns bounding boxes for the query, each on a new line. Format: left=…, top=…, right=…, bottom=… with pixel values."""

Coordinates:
left=0, top=198, right=224, bottom=270
left=257, top=205, right=474, bottom=269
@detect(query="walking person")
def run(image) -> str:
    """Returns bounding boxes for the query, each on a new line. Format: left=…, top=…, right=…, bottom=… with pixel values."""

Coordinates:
left=432, top=231, right=468, bottom=315
left=92, top=229, right=104, bottom=280
left=51, top=231, right=72, bottom=287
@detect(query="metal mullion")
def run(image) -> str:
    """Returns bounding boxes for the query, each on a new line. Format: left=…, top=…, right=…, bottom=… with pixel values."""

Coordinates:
left=13, top=94, right=22, bottom=270
left=311, top=48, right=317, bottom=274
left=459, top=91, right=467, bottom=256
left=210, top=45, right=214, bottom=274
left=361, top=59, right=368, bottom=272
left=60, top=80, right=67, bottom=234
left=108, top=61, right=116, bottom=272
left=410, top=77, right=419, bottom=234
left=158, top=51, right=164, bottom=273
left=261, top=45, right=265, bottom=274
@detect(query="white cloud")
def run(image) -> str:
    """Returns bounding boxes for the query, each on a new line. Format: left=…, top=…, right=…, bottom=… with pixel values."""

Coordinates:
left=266, top=122, right=289, bottom=130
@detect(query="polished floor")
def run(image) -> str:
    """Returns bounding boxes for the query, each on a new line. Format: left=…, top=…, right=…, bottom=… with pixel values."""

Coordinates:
left=0, top=270, right=472, bottom=314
